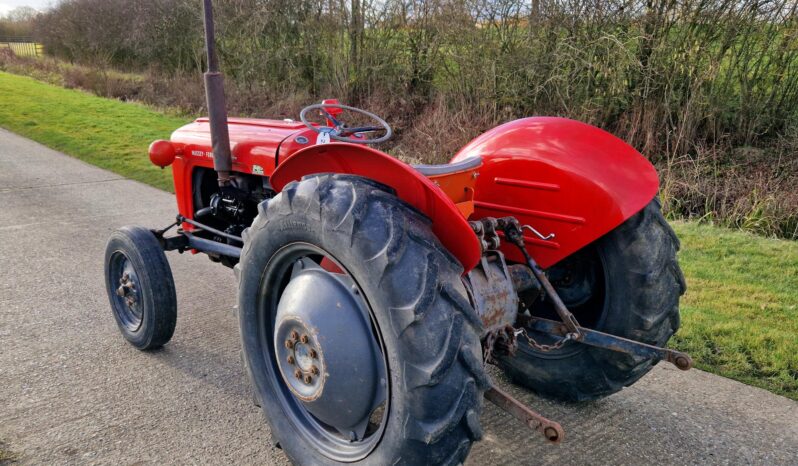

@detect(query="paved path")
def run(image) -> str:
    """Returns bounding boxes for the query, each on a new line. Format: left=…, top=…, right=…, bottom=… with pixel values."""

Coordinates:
left=0, top=128, right=796, bottom=465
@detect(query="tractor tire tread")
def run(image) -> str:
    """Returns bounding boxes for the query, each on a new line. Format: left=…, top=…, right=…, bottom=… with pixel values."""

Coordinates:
left=104, top=226, right=176, bottom=350
left=238, top=174, right=486, bottom=465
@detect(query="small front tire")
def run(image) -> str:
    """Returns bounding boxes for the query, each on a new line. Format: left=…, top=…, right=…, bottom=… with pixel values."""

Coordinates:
left=104, top=226, right=177, bottom=350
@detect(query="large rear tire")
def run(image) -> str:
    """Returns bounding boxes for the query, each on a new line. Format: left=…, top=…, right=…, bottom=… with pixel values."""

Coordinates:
left=498, top=199, right=686, bottom=401
left=236, top=174, right=488, bottom=465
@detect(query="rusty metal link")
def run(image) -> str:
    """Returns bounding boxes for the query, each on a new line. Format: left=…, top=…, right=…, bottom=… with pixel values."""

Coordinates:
left=482, top=331, right=497, bottom=364
left=499, top=219, right=583, bottom=338
left=484, top=385, right=564, bottom=443
left=483, top=325, right=518, bottom=364
left=516, top=327, right=578, bottom=352
left=469, top=217, right=502, bottom=252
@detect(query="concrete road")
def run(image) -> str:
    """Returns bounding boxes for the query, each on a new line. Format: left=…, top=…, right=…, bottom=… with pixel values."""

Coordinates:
left=0, top=128, right=796, bottom=466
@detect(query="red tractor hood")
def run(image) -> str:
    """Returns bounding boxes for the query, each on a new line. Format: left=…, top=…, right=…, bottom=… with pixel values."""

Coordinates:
left=170, top=117, right=310, bottom=175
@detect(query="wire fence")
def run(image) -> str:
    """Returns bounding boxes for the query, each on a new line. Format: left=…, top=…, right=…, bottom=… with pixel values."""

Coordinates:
left=0, top=36, right=43, bottom=57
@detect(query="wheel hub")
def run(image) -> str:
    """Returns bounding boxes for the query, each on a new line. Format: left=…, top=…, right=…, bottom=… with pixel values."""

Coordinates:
left=274, top=259, right=385, bottom=436
left=111, top=257, right=142, bottom=331
left=116, top=271, right=138, bottom=308
left=277, top=320, right=324, bottom=400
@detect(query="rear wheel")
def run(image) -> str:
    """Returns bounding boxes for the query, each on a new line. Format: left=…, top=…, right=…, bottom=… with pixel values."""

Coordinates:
left=236, top=174, right=488, bottom=465
left=499, top=200, right=686, bottom=401
left=104, top=226, right=177, bottom=350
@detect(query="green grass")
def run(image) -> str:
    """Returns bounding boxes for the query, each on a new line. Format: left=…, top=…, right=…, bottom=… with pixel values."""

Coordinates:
left=0, top=70, right=796, bottom=400
left=671, top=221, right=798, bottom=400
left=0, top=71, right=188, bottom=191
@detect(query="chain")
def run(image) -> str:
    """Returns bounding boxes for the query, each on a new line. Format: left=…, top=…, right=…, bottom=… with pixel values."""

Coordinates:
left=515, top=328, right=579, bottom=352
left=471, top=216, right=584, bottom=357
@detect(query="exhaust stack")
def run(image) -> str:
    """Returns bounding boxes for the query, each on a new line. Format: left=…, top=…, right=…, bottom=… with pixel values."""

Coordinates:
left=202, top=0, right=233, bottom=187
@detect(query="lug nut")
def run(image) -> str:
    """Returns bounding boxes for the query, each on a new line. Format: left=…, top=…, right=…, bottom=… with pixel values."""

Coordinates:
left=300, top=334, right=309, bottom=344
left=287, top=355, right=295, bottom=365
left=294, top=369, right=302, bottom=379
left=310, top=365, right=319, bottom=375
left=116, top=286, right=125, bottom=297
left=309, top=349, right=317, bottom=359
left=304, top=374, right=313, bottom=384
left=290, top=330, right=299, bottom=341
left=284, top=340, right=294, bottom=349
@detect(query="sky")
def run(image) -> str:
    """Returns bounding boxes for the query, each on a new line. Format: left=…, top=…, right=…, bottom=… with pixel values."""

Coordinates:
left=0, top=0, right=52, bottom=16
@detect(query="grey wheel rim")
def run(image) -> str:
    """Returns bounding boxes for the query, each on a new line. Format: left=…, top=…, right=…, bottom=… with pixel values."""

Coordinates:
left=256, top=243, right=390, bottom=462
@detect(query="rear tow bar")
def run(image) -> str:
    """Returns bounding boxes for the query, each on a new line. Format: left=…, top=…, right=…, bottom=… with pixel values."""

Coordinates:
left=485, top=385, right=564, bottom=443
left=518, top=315, right=693, bottom=370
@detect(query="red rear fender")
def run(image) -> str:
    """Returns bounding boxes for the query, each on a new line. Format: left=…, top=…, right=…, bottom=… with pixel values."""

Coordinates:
left=270, top=143, right=482, bottom=272
left=451, top=117, right=659, bottom=269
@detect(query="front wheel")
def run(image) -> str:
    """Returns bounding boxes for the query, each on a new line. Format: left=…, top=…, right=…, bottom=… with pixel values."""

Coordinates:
left=104, top=226, right=177, bottom=350
left=498, top=199, right=686, bottom=401
left=236, top=174, right=488, bottom=465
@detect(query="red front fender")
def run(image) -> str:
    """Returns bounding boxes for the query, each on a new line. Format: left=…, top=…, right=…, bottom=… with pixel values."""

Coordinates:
left=271, top=143, right=482, bottom=272
left=451, top=117, right=659, bottom=269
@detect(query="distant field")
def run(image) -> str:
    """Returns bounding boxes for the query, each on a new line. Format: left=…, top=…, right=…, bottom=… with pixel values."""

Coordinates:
left=0, top=70, right=795, bottom=400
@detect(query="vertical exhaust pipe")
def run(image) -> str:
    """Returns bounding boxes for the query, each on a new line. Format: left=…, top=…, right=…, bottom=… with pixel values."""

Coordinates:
left=202, top=0, right=233, bottom=187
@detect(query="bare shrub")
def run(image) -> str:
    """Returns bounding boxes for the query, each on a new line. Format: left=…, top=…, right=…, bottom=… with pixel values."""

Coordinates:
left=21, top=0, right=798, bottom=239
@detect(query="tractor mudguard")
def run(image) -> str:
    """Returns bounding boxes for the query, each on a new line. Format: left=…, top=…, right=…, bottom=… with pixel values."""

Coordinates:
left=450, top=117, right=659, bottom=269
left=270, top=143, right=482, bottom=272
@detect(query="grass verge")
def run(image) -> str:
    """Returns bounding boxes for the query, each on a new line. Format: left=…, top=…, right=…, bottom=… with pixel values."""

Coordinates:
left=0, top=71, right=795, bottom=400
left=0, top=71, right=187, bottom=191
left=672, top=221, right=797, bottom=400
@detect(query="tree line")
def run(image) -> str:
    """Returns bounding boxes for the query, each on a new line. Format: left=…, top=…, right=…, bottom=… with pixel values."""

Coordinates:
left=32, top=0, right=798, bottom=156
left=3, top=0, right=796, bottom=237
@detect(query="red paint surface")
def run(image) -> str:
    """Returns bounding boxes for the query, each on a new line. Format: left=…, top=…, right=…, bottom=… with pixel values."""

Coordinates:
left=148, top=140, right=176, bottom=168
left=271, top=143, right=482, bottom=272
left=451, top=117, right=659, bottom=268
left=169, top=117, right=317, bottom=225
left=167, top=115, right=659, bottom=271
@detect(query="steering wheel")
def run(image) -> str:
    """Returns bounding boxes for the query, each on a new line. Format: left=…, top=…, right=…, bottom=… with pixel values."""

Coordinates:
left=299, top=103, right=393, bottom=145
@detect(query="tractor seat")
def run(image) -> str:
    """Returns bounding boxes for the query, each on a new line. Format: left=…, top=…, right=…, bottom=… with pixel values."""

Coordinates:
left=412, top=157, right=481, bottom=218
left=412, top=156, right=482, bottom=176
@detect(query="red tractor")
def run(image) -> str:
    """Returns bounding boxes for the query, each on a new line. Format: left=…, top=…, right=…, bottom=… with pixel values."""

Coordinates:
left=104, top=1, right=690, bottom=464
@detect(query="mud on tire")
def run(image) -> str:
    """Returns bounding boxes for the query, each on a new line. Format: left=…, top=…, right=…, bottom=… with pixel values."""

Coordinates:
left=236, top=174, right=489, bottom=465
left=498, top=199, right=686, bottom=402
